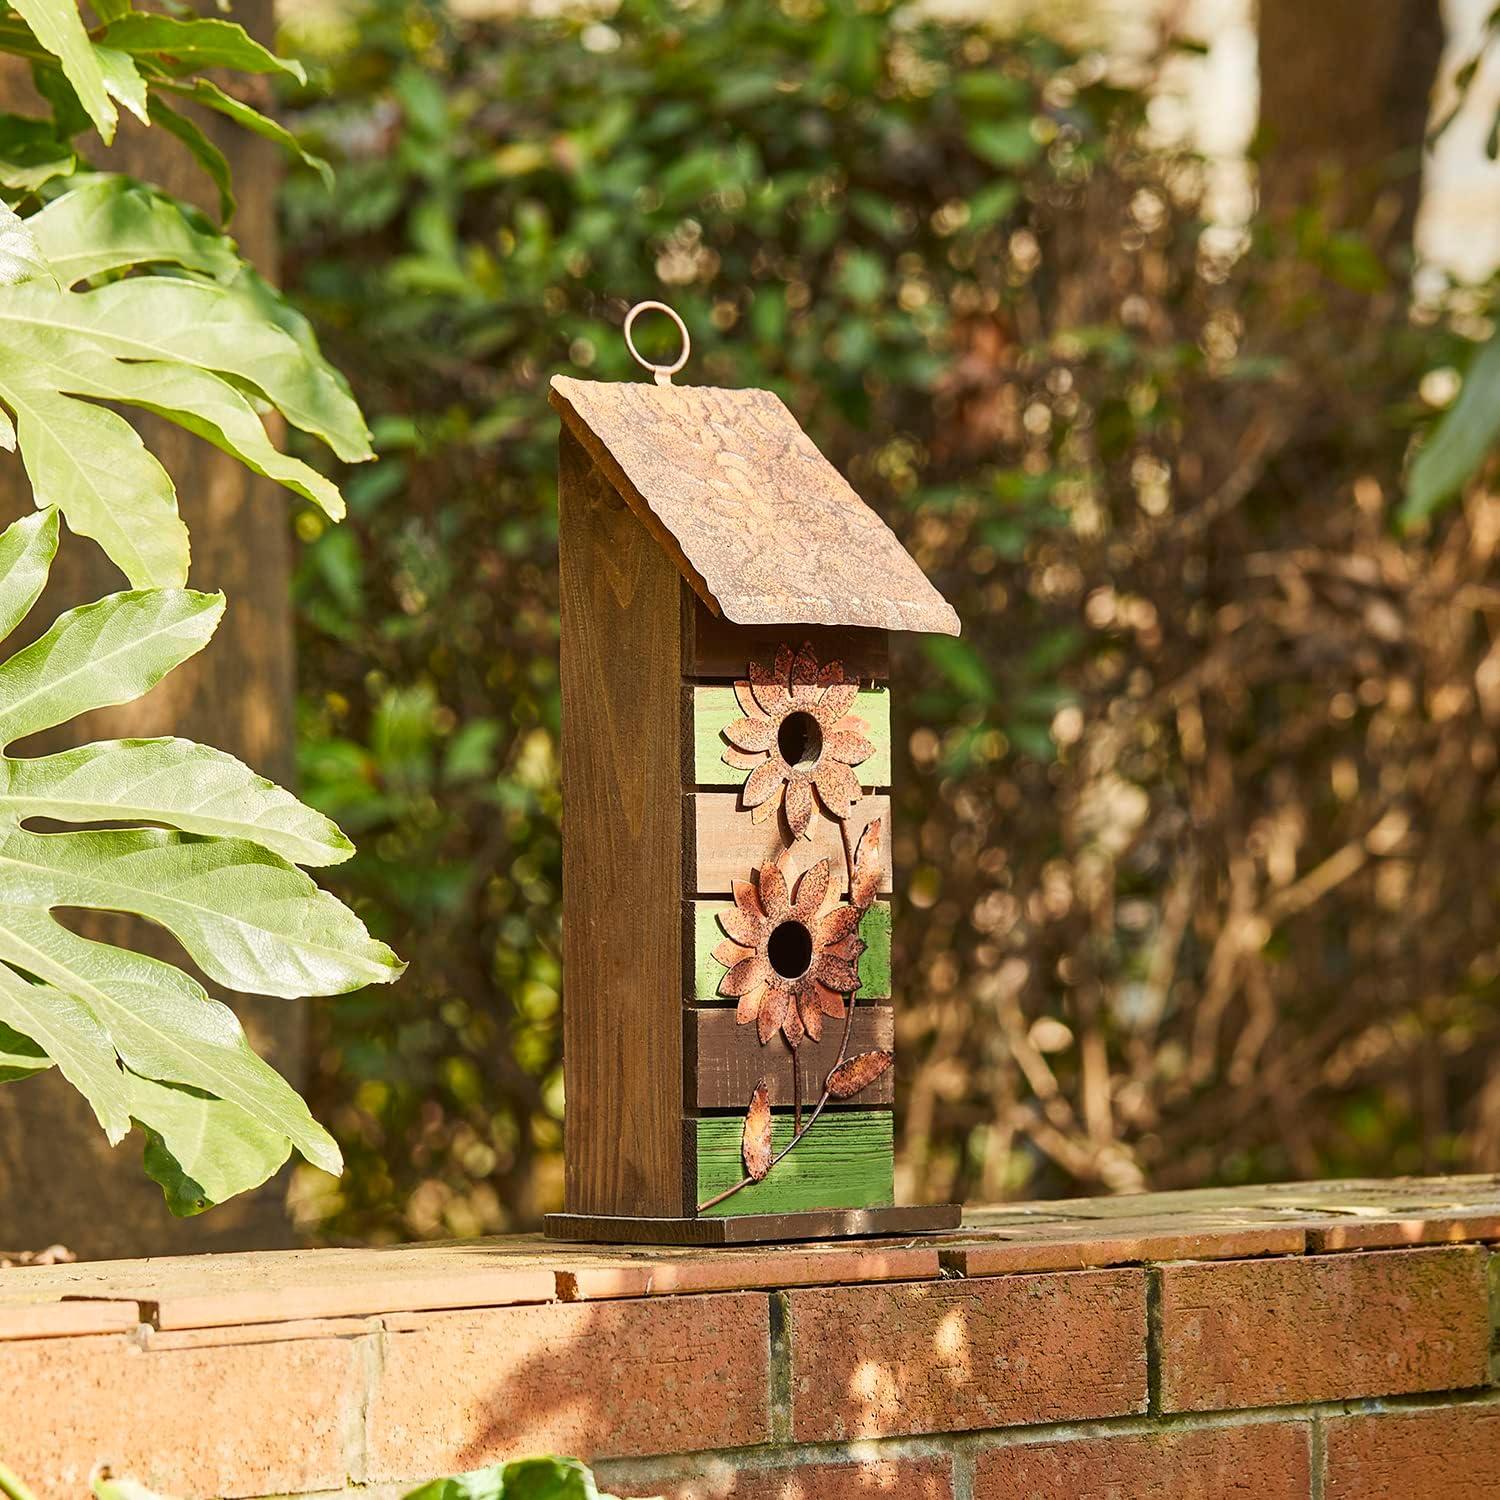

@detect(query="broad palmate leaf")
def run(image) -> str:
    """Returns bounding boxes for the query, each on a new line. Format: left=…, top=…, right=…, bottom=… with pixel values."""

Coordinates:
left=0, top=509, right=403, bottom=1206
left=0, top=175, right=371, bottom=588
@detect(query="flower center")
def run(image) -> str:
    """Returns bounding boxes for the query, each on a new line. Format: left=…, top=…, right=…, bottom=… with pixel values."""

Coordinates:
left=767, top=919, right=814, bottom=980
left=777, top=710, right=823, bottom=771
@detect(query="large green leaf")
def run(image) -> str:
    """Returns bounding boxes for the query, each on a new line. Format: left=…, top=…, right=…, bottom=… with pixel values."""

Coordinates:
left=0, top=263, right=367, bottom=583
left=151, top=96, right=235, bottom=222
left=1402, top=330, right=1500, bottom=527
left=0, top=200, right=52, bottom=289
left=0, top=738, right=353, bottom=866
left=29, top=175, right=240, bottom=286
left=129, top=1073, right=292, bottom=1215
left=158, top=77, right=332, bottom=188
left=0, top=511, right=394, bottom=1201
left=101, top=14, right=306, bottom=84
left=0, top=586, right=221, bottom=749
left=9, top=0, right=117, bottom=142
left=0, top=114, right=75, bottom=191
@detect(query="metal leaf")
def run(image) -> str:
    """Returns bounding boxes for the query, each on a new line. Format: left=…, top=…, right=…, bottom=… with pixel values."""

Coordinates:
left=742, top=1079, right=773, bottom=1181
left=758, top=861, right=789, bottom=921
left=724, top=716, right=777, bottom=753
left=792, top=858, right=830, bottom=921
left=851, top=816, right=883, bottom=912
left=785, top=772, right=814, bottom=838
left=827, top=1049, right=894, bottom=1099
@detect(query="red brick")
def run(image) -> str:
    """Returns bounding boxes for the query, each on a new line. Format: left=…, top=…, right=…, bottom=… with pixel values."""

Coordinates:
left=786, top=1269, right=1147, bottom=1442
left=603, top=1455, right=951, bottom=1499
left=976, top=1420, right=1310, bottom=1498
left=0, top=1300, right=141, bottom=1340
left=1325, top=1403, right=1500, bottom=1499
left=0, top=1330, right=361, bottom=1500
left=1158, top=1247, right=1489, bottom=1412
left=365, top=1292, right=769, bottom=1480
left=1308, top=1213, right=1500, bottom=1251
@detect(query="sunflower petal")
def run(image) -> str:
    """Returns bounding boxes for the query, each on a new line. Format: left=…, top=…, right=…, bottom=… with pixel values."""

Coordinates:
left=751, top=797, right=778, bottom=824
left=736, top=985, right=764, bottom=1026
left=800, top=991, right=824, bottom=1042
left=785, top=772, right=814, bottom=838
left=814, top=980, right=848, bottom=1018
left=826, top=934, right=866, bottom=962
left=758, top=862, right=790, bottom=922
left=817, top=906, right=861, bottom=945
left=742, top=760, right=785, bottom=808
left=722, top=955, right=771, bottom=997
left=792, top=858, right=831, bottom=922
left=759, top=984, right=791, bottom=1045
left=723, top=744, right=767, bottom=771
left=819, top=682, right=858, bottom=720
left=826, top=728, right=874, bottom=766
left=817, top=658, right=846, bottom=688
left=813, top=758, right=860, bottom=816
left=791, top=642, right=820, bottom=702
left=814, top=953, right=859, bottom=992
left=782, top=994, right=805, bottom=1045
left=750, top=657, right=790, bottom=716
left=713, top=938, right=753, bottom=969
left=734, top=680, right=760, bottom=718
left=734, top=878, right=767, bottom=922
left=725, top=716, right=777, bottom=753
left=720, top=902, right=766, bottom=947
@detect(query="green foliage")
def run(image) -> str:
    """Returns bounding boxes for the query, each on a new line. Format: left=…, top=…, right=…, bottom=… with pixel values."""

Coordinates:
left=0, top=507, right=401, bottom=1208
left=1402, top=328, right=1500, bottom=527
left=0, top=1, right=401, bottom=1212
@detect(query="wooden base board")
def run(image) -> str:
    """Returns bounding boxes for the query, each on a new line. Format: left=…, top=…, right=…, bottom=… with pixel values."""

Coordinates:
left=543, top=1202, right=961, bottom=1246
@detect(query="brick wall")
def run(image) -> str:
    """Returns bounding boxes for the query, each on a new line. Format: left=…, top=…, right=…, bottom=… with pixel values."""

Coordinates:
left=4, top=1177, right=1500, bottom=1498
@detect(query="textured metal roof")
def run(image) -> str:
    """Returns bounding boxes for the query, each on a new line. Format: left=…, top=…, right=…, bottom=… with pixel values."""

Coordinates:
left=550, top=376, right=960, bottom=636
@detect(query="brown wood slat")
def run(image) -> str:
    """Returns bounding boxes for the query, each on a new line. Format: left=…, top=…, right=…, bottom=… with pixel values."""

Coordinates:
left=683, top=594, right=889, bottom=682
left=543, top=1203, right=960, bottom=1245
left=683, top=792, right=893, bottom=897
left=558, top=429, right=687, bottom=1218
left=686, top=1004, right=894, bottom=1110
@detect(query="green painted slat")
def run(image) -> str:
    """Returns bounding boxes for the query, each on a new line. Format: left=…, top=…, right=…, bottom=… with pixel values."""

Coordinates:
left=695, top=1109, right=894, bottom=1217
left=691, top=900, right=890, bottom=1001
left=690, top=685, right=891, bottom=788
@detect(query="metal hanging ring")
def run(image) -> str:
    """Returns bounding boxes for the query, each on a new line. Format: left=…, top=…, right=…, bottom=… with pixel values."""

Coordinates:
left=623, top=300, right=690, bottom=386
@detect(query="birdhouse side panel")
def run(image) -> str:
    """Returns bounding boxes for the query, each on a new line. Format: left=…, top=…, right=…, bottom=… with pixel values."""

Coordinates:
left=680, top=619, right=897, bottom=1218
left=558, top=429, right=688, bottom=1219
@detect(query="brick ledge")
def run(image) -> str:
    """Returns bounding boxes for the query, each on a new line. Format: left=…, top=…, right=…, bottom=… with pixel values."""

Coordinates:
left=2, top=1173, right=1498, bottom=1339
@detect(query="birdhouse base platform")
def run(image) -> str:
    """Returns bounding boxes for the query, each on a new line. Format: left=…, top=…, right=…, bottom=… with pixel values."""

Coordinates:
left=543, top=1203, right=961, bottom=1246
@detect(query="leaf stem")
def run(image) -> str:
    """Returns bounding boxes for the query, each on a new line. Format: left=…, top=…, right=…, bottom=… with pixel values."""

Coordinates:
left=0, top=1461, right=40, bottom=1500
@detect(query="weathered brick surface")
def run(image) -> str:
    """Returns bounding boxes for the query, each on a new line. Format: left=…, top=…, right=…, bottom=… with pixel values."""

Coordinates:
left=602, top=1455, right=952, bottom=1499
left=0, top=1331, right=362, bottom=1500
left=1158, top=1246, right=1490, bottom=1411
left=975, top=1421, right=1311, bottom=1498
left=1325, top=1403, right=1500, bottom=1498
left=365, top=1292, right=770, bottom=1481
left=786, top=1269, right=1147, bottom=1442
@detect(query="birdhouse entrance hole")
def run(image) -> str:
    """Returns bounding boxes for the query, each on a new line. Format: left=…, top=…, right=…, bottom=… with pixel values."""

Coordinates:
left=778, top=710, right=823, bottom=771
left=767, top=918, right=815, bottom=980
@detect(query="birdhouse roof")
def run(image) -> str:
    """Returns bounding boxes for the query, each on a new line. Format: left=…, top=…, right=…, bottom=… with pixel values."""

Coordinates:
left=550, top=376, right=960, bottom=636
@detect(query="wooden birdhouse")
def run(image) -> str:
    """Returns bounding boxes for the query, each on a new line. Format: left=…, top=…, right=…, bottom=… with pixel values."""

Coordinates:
left=544, top=305, right=962, bottom=1245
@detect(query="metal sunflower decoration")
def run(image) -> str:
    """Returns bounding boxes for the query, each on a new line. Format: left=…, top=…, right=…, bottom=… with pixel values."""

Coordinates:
left=698, top=677, right=894, bottom=1211
left=722, top=641, right=874, bottom=837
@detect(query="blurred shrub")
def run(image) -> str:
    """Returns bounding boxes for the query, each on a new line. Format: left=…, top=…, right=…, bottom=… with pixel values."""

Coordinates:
left=279, top=0, right=1499, bottom=1241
